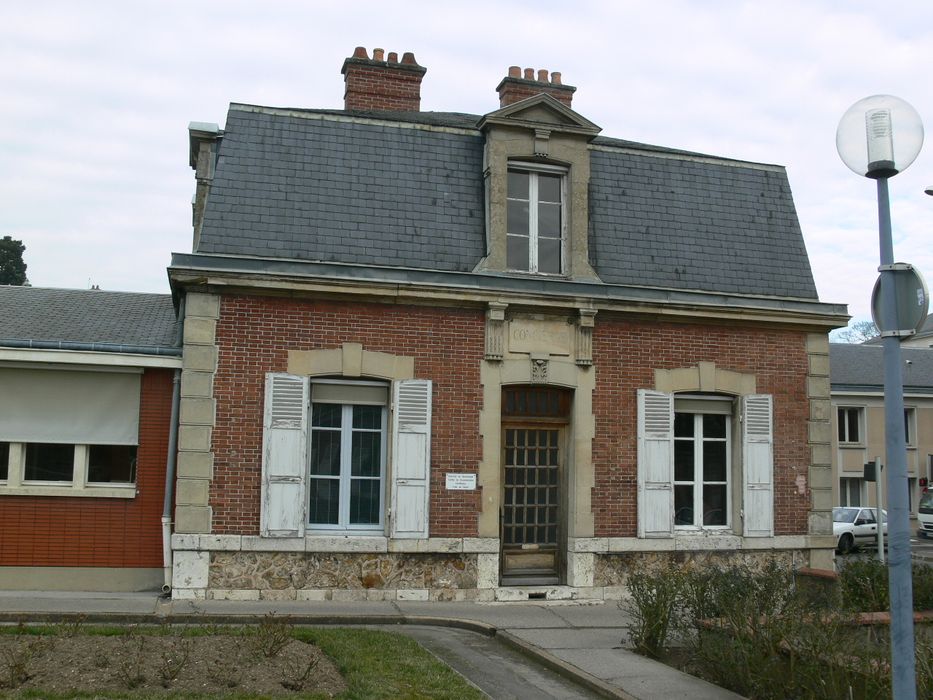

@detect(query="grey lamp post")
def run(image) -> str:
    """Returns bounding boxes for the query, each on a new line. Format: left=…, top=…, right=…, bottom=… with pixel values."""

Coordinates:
left=837, top=95, right=925, bottom=699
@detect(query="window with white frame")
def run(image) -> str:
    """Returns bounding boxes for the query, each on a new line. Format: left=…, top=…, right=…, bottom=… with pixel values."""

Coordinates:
left=0, top=367, right=140, bottom=496
left=674, top=399, right=731, bottom=528
left=837, top=406, right=863, bottom=444
left=905, top=407, right=916, bottom=446
left=308, top=381, right=387, bottom=530
left=260, top=373, right=433, bottom=540
left=506, top=166, right=565, bottom=274
left=840, top=477, right=862, bottom=507
left=637, top=390, right=773, bottom=539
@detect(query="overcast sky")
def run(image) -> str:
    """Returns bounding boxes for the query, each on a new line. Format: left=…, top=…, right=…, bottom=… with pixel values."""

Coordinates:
left=2, top=1, right=932, bottom=325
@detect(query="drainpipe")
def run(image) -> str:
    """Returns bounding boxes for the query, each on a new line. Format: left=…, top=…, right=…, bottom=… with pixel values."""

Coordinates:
left=161, top=295, right=186, bottom=594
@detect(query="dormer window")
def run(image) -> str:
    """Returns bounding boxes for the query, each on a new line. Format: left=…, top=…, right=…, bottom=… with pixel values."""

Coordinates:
left=507, top=166, right=566, bottom=274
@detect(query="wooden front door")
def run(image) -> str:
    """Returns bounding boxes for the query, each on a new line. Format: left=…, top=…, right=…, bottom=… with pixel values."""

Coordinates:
left=500, top=387, right=571, bottom=584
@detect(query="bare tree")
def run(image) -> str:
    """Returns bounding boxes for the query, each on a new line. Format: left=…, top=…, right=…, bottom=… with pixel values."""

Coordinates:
left=832, top=319, right=880, bottom=344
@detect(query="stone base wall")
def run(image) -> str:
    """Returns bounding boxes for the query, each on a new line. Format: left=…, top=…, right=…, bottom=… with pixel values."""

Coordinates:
left=208, top=551, right=478, bottom=600
left=594, top=549, right=807, bottom=589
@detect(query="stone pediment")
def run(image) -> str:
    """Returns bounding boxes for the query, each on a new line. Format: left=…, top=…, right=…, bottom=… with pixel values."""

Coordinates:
left=479, top=94, right=601, bottom=139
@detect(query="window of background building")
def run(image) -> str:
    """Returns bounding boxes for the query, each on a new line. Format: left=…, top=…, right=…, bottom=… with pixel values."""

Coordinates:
left=837, top=407, right=863, bottom=444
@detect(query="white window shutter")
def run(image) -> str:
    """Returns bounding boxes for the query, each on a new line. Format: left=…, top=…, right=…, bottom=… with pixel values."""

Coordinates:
left=260, top=373, right=309, bottom=538
left=637, top=389, right=674, bottom=538
left=742, top=394, right=774, bottom=538
left=390, top=379, right=432, bottom=539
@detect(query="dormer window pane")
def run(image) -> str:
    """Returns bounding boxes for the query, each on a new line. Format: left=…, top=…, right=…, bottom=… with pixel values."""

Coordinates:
left=507, top=200, right=529, bottom=235
left=538, top=174, right=561, bottom=202
left=508, top=171, right=529, bottom=198
left=507, top=235, right=529, bottom=270
left=539, top=238, right=560, bottom=274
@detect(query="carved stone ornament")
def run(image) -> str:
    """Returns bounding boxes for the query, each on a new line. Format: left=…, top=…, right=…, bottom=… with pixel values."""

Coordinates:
left=485, top=302, right=508, bottom=361
left=530, top=353, right=549, bottom=384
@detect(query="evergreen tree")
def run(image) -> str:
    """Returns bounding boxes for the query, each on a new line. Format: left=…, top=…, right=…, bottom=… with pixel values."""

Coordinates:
left=0, top=236, right=27, bottom=285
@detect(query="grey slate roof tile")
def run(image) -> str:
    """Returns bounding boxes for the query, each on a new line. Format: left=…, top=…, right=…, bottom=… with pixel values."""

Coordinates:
left=0, top=286, right=179, bottom=350
left=195, top=105, right=819, bottom=300
left=830, top=343, right=933, bottom=391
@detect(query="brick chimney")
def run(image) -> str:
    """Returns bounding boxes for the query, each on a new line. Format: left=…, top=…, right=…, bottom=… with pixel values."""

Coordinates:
left=341, top=46, right=426, bottom=111
left=496, top=66, right=575, bottom=108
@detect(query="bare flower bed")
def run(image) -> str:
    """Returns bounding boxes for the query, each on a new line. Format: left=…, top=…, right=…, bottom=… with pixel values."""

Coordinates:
left=0, top=622, right=347, bottom=698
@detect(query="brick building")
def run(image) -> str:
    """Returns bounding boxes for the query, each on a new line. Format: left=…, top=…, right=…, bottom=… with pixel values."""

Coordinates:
left=168, top=48, right=848, bottom=601
left=0, top=287, right=181, bottom=591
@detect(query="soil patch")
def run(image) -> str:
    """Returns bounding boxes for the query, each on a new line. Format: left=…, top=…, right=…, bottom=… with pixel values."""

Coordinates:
left=0, top=631, right=347, bottom=697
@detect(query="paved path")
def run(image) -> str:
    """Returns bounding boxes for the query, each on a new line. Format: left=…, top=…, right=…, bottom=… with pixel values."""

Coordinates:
left=0, top=591, right=742, bottom=699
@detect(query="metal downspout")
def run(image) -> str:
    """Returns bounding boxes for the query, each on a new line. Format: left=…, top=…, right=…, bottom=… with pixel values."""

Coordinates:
left=161, top=296, right=186, bottom=594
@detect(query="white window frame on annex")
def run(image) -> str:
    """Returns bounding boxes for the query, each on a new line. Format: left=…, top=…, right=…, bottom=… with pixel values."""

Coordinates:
left=837, top=405, right=864, bottom=445
left=0, top=365, right=141, bottom=499
left=637, top=389, right=773, bottom=539
left=506, top=162, right=567, bottom=276
left=260, top=371, right=432, bottom=540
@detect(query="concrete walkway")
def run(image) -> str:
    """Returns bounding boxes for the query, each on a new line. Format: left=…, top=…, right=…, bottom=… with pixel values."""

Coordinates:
left=0, top=591, right=742, bottom=700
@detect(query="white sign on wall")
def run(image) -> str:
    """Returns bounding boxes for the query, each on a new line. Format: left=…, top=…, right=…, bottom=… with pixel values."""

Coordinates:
left=445, top=473, right=477, bottom=490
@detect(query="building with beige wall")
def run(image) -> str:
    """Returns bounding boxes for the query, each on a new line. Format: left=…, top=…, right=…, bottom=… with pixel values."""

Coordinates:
left=831, top=343, right=933, bottom=517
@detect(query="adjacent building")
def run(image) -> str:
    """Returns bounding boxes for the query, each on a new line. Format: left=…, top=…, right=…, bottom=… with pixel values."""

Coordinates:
left=0, top=286, right=181, bottom=591
left=831, top=342, right=933, bottom=517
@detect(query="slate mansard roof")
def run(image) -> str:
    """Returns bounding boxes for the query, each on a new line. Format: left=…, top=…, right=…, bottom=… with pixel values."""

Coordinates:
left=192, top=103, right=820, bottom=301
left=0, top=286, right=180, bottom=355
left=830, top=343, right=933, bottom=394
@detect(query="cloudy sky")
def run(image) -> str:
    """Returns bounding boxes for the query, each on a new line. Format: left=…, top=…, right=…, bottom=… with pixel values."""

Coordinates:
left=2, top=1, right=931, bottom=325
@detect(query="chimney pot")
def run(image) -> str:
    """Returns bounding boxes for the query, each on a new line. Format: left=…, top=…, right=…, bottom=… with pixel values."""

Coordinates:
left=401, top=51, right=419, bottom=65
left=523, top=67, right=534, bottom=80
left=508, top=65, right=521, bottom=78
left=387, top=51, right=398, bottom=63
left=537, top=69, right=548, bottom=82
left=352, top=46, right=369, bottom=59
left=373, top=47, right=385, bottom=61
left=551, top=72, right=561, bottom=85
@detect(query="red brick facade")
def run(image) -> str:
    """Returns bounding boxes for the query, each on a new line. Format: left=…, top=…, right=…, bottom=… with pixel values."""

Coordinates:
left=211, top=294, right=812, bottom=541
left=0, top=368, right=173, bottom=568
left=209, top=295, right=485, bottom=536
left=591, top=316, right=811, bottom=537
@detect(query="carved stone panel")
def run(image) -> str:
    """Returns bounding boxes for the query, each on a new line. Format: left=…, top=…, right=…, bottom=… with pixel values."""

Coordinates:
left=509, top=318, right=572, bottom=356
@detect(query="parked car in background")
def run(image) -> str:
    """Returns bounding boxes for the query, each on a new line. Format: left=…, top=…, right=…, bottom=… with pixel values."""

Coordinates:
left=833, top=506, right=888, bottom=554
left=918, top=490, right=933, bottom=538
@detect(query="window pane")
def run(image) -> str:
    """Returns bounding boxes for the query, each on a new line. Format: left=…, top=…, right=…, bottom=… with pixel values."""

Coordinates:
left=508, top=171, right=529, bottom=198
left=674, top=413, right=694, bottom=437
left=310, top=431, right=341, bottom=476
left=703, top=414, right=726, bottom=439
left=837, top=408, right=846, bottom=442
left=312, top=404, right=341, bottom=428
left=538, top=174, right=561, bottom=202
left=350, top=479, right=381, bottom=525
left=0, top=442, right=8, bottom=480
left=353, top=405, right=382, bottom=430
left=703, top=485, right=727, bottom=525
left=674, top=485, right=694, bottom=525
left=538, top=237, right=560, bottom=274
left=847, top=409, right=860, bottom=442
left=308, top=478, right=339, bottom=525
left=351, top=431, right=381, bottom=477
left=24, top=443, right=74, bottom=482
left=88, top=445, right=137, bottom=483
left=703, top=441, right=727, bottom=482
left=905, top=409, right=913, bottom=444
left=538, top=202, right=561, bottom=237
left=674, top=440, right=694, bottom=481
left=507, top=200, right=529, bottom=235
left=507, top=234, right=529, bottom=270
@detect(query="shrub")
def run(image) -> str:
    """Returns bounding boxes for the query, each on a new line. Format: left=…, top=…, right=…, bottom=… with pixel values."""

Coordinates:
left=623, top=562, right=685, bottom=658
left=839, top=557, right=933, bottom=612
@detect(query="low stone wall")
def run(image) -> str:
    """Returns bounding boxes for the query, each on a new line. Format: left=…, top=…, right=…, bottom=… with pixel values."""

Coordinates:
left=595, top=549, right=806, bottom=588
left=208, top=551, right=478, bottom=599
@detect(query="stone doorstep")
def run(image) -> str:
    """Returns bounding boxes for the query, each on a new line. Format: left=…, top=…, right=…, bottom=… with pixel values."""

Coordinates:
left=494, top=585, right=591, bottom=602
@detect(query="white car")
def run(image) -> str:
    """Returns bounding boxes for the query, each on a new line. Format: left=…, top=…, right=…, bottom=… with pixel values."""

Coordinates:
left=833, top=506, right=887, bottom=554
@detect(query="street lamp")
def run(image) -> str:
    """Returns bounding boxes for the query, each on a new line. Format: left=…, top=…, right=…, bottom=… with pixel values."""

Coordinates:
left=837, top=95, right=924, bottom=699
